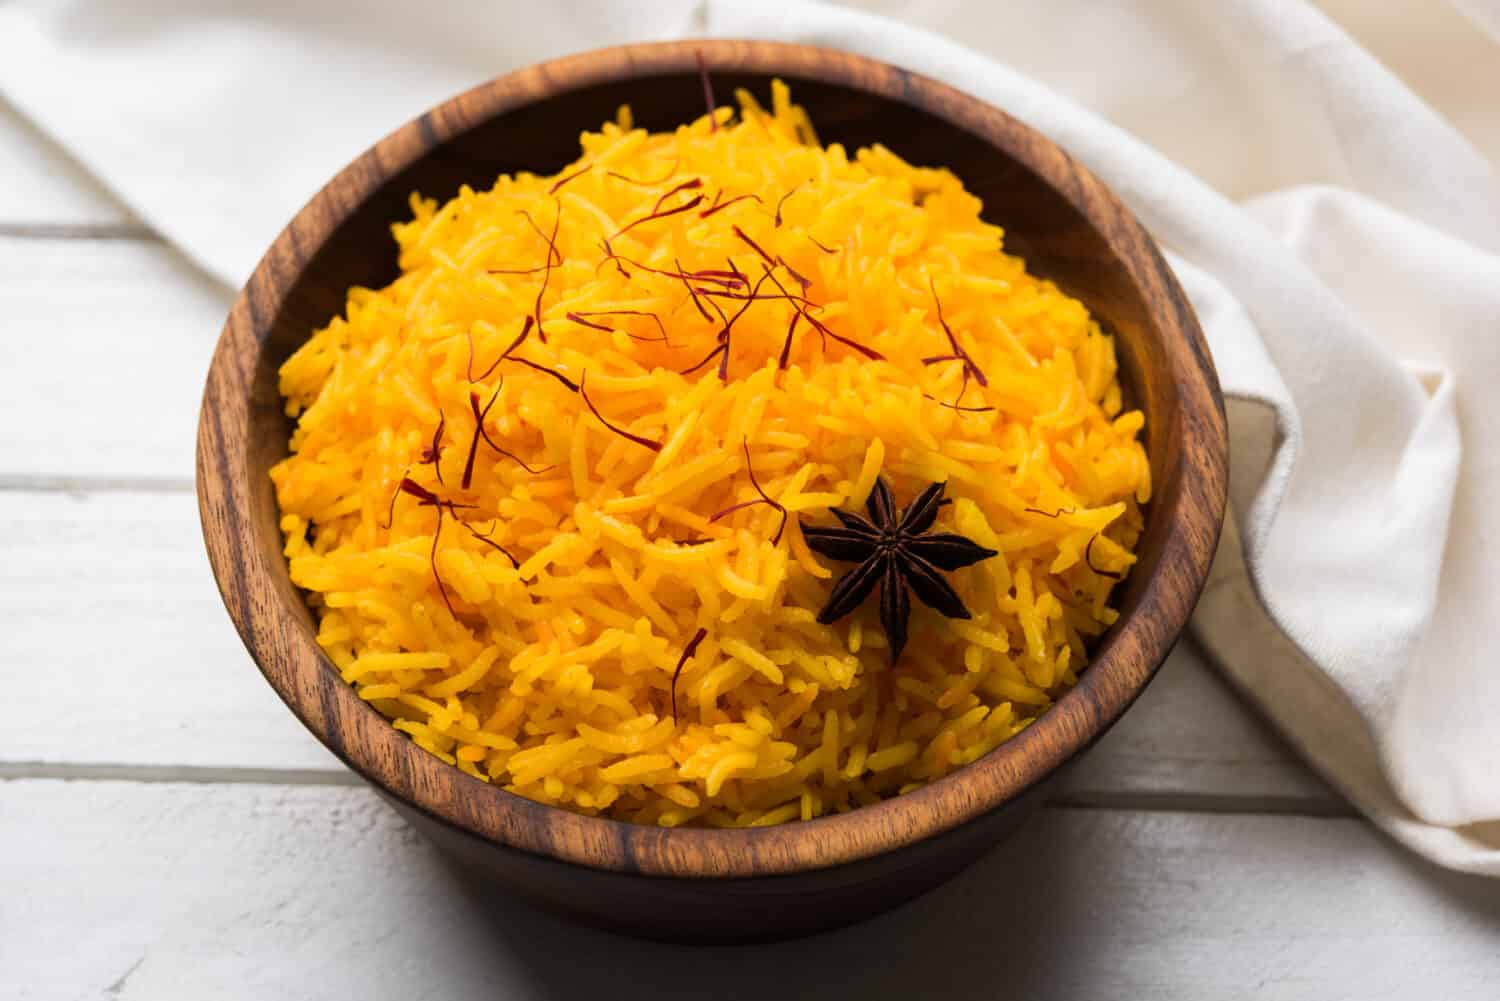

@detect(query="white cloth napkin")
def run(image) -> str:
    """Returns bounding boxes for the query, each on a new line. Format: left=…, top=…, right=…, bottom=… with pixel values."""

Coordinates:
left=4, top=0, right=1497, bottom=874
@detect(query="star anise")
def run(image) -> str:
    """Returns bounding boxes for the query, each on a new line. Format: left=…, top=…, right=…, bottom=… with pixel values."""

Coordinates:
left=800, top=478, right=998, bottom=662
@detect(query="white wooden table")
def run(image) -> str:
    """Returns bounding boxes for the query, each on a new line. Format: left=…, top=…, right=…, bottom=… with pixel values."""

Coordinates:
left=2, top=101, right=1496, bottom=1001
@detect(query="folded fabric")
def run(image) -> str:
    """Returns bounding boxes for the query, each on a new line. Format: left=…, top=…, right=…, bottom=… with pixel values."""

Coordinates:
left=2, top=0, right=1496, bottom=872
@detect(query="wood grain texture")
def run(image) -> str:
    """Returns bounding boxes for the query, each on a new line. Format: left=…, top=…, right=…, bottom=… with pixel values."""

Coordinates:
left=7, top=782, right=1497, bottom=1000
left=195, top=40, right=1228, bottom=935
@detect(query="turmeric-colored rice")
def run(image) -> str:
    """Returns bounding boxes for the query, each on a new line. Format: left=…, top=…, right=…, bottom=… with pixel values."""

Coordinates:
left=271, top=84, right=1149, bottom=827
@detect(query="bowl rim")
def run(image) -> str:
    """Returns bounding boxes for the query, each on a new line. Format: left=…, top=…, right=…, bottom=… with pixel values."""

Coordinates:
left=197, top=38, right=1227, bottom=879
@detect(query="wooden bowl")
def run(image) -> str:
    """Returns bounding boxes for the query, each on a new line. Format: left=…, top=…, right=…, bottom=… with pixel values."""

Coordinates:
left=197, top=40, right=1227, bottom=943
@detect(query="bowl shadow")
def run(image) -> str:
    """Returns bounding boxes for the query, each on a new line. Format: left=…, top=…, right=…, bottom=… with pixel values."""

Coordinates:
left=438, top=807, right=1099, bottom=1001
left=419, top=803, right=1500, bottom=1000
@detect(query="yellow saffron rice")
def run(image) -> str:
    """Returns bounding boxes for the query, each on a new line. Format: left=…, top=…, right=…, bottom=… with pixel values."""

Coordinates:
left=272, top=83, right=1149, bottom=827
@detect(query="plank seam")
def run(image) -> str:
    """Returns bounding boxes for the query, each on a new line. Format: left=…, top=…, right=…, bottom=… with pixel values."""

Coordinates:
left=0, top=762, right=360, bottom=787
left=1051, top=788, right=1354, bottom=818
left=0, top=474, right=195, bottom=493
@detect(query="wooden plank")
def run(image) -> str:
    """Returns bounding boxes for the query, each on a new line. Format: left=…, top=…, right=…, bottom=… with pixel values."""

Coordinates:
left=2, top=781, right=1494, bottom=999
left=0, top=489, right=336, bottom=773
left=0, top=487, right=1327, bottom=806
left=1065, top=636, right=1334, bottom=806
left=0, top=101, right=132, bottom=228
left=0, top=237, right=229, bottom=482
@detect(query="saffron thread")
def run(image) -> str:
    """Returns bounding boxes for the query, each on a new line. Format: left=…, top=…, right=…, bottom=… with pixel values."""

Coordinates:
left=579, top=372, right=662, bottom=452
left=671, top=627, right=709, bottom=720
left=548, top=162, right=592, bottom=194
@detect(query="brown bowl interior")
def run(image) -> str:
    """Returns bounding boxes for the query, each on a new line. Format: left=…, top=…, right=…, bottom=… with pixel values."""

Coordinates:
left=200, top=41, right=1226, bottom=880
